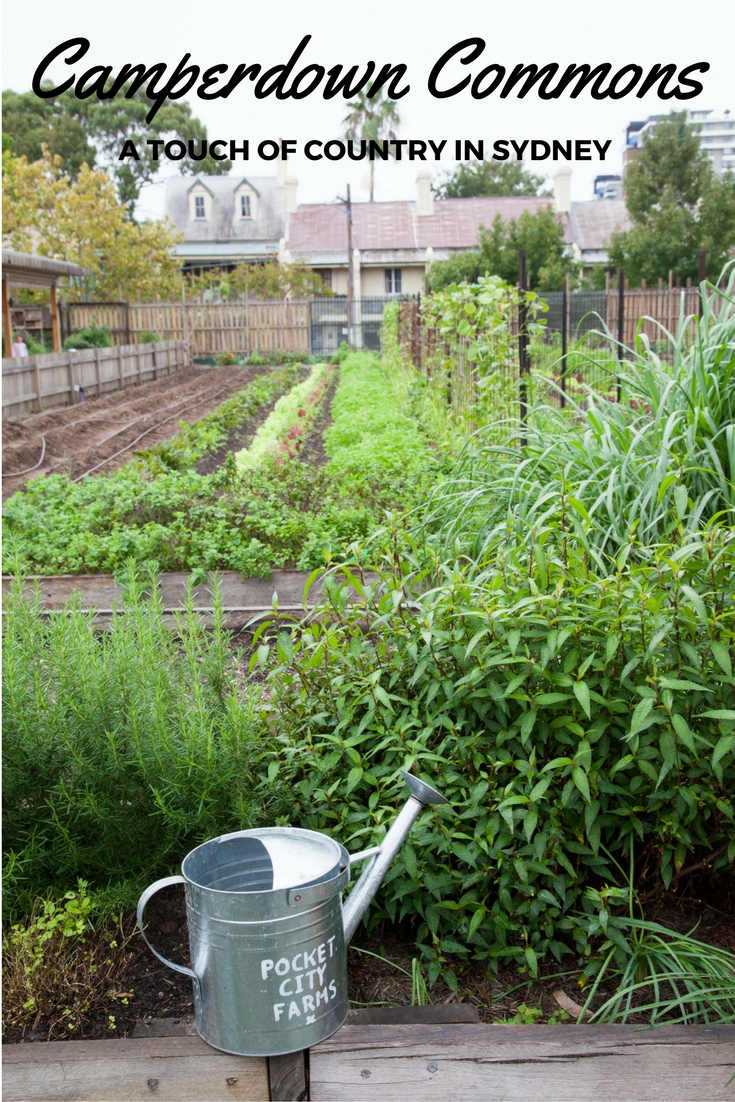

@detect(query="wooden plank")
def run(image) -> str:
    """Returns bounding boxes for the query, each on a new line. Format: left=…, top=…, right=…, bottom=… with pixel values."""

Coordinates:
left=268, top=1051, right=307, bottom=1102
left=2, top=570, right=376, bottom=623
left=310, top=1023, right=735, bottom=1102
left=2, top=1035, right=269, bottom=1102
left=347, top=1005, right=478, bottom=1026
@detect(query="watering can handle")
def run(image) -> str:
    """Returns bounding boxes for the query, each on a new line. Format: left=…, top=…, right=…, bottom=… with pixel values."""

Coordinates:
left=137, top=875, right=202, bottom=998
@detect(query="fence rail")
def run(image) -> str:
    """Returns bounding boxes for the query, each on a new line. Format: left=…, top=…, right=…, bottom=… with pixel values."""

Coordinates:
left=67, top=301, right=311, bottom=356
left=2, top=340, right=187, bottom=420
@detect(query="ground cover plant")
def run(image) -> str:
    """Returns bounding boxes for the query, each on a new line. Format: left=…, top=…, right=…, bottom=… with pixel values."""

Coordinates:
left=2, top=352, right=443, bottom=577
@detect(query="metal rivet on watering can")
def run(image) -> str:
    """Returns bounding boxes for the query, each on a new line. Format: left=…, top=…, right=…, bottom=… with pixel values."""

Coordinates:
left=427, top=1063, right=438, bottom=1073
left=137, top=771, right=450, bottom=1058
left=147, top=1079, right=159, bottom=1091
left=226, top=1077, right=239, bottom=1086
left=361, top=1069, right=372, bottom=1078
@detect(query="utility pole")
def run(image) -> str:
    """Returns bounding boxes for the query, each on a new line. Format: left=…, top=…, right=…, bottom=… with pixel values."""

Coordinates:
left=346, top=183, right=354, bottom=345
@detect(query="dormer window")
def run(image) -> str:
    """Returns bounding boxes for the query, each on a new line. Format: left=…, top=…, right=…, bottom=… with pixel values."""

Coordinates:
left=194, top=195, right=206, bottom=219
left=240, top=194, right=251, bottom=218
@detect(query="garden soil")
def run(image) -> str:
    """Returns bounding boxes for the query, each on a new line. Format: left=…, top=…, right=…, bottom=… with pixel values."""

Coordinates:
left=4, top=870, right=733, bottom=1045
left=2, top=364, right=281, bottom=500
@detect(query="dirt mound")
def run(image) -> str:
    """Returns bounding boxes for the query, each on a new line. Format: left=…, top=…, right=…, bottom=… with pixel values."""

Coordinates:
left=2, top=365, right=271, bottom=499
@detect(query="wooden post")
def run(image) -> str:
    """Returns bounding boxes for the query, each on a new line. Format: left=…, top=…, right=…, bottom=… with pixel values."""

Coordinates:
left=152, top=345, right=157, bottom=380
left=2, top=277, right=14, bottom=358
left=32, top=358, right=43, bottom=413
left=50, top=283, right=62, bottom=353
left=68, top=349, right=76, bottom=405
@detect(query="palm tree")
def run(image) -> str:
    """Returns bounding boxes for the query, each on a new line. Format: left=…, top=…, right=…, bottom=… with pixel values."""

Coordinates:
left=343, top=91, right=401, bottom=202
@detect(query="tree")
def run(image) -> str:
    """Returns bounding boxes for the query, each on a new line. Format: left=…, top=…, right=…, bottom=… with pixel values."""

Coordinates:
left=2, top=87, right=231, bottom=217
left=2, top=89, right=95, bottom=178
left=609, top=111, right=735, bottom=283
left=185, top=262, right=333, bottom=301
left=427, top=205, right=576, bottom=292
left=2, top=150, right=182, bottom=301
left=343, top=90, right=401, bottom=202
left=433, top=160, right=548, bottom=199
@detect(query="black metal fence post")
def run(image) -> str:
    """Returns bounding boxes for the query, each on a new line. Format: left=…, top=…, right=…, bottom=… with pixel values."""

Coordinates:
left=616, top=267, right=624, bottom=403
left=560, top=274, right=569, bottom=410
left=518, top=250, right=529, bottom=446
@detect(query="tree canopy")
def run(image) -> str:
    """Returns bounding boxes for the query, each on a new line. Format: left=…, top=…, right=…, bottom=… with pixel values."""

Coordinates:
left=433, top=160, right=548, bottom=199
left=427, top=205, right=575, bottom=292
left=609, top=111, right=735, bottom=283
left=2, top=87, right=230, bottom=216
left=3, top=149, right=182, bottom=301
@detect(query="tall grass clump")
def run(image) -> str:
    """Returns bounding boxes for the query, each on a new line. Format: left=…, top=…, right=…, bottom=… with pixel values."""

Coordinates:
left=2, top=567, right=283, bottom=919
left=425, top=275, right=735, bottom=559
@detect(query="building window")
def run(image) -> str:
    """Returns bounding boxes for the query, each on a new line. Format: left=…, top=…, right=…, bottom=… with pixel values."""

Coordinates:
left=194, top=195, right=206, bottom=219
left=240, top=194, right=251, bottom=218
left=385, top=268, right=402, bottom=294
left=314, top=268, right=332, bottom=289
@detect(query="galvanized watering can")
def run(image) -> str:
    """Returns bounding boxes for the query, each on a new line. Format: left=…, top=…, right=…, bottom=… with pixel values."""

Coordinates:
left=137, top=772, right=448, bottom=1057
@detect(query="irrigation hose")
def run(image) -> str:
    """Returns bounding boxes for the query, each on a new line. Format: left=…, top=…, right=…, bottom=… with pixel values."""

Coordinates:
left=2, top=437, right=47, bottom=478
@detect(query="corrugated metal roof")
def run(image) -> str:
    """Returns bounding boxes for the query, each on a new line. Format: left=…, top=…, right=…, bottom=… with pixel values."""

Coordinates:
left=287, top=196, right=573, bottom=255
left=569, top=200, right=632, bottom=252
left=2, top=250, right=88, bottom=287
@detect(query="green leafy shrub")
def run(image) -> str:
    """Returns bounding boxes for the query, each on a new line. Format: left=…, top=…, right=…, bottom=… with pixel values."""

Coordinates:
left=63, top=324, right=112, bottom=351
left=259, top=523, right=735, bottom=981
left=138, top=331, right=161, bottom=344
left=331, top=340, right=351, bottom=364
left=215, top=349, right=239, bottom=365
left=2, top=570, right=282, bottom=918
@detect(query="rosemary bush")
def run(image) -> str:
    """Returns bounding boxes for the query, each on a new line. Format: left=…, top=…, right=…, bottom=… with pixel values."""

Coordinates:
left=2, top=569, right=281, bottom=918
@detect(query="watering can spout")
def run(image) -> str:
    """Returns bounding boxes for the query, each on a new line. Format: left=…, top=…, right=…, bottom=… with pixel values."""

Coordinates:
left=341, top=772, right=449, bottom=944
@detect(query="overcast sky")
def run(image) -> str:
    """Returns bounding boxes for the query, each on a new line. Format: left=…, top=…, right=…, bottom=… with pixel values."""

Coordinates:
left=3, top=0, right=732, bottom=221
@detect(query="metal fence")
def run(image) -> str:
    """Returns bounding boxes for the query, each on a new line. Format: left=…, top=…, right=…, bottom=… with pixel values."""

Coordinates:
left=310, top=296, right=414, bottom=356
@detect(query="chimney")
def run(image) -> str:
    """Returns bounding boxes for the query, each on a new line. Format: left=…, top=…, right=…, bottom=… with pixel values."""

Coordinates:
left=285, top=176, right=298, bottom=214
left=416, top=170, right=434, bottom=216
left=276, top=140, right=287, bottom=187
left=553, top=168, right=572, bottom=214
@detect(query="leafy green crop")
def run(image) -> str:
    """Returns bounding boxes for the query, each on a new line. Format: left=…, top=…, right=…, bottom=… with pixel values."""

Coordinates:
left=2, top=354, right=441, bottom=577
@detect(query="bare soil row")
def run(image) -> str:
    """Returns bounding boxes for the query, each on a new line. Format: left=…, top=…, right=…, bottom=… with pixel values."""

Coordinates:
left=2, top=365, right=275, bottom=500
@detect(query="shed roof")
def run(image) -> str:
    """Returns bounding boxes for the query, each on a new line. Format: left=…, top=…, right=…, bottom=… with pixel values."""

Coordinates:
left=2, top=250, right=88, bottom=288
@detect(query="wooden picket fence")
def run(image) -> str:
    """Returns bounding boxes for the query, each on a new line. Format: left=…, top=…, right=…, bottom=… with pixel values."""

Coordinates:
left=67, top=300, right=311, bottom=356
left=2, top=340, right=187, bottom=420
